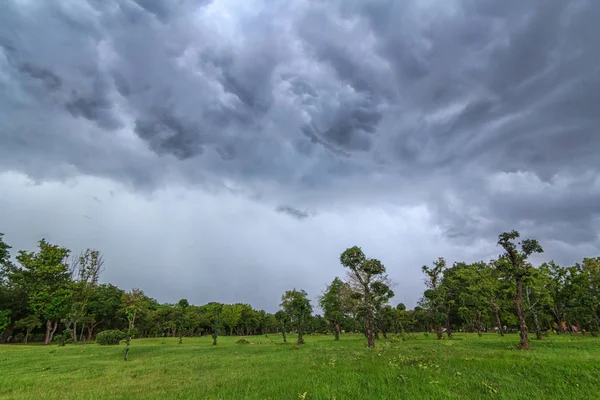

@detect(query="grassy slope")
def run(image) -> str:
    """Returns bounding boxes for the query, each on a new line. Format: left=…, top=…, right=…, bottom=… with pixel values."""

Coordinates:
left=0, top=333, right=599, bottom=399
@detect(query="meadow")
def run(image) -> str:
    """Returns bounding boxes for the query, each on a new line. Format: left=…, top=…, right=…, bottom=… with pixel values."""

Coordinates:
left=1, top=333, right=599, bottom=399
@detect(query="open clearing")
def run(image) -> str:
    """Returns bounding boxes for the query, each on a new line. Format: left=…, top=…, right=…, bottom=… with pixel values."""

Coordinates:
left=1, top=333, right=599, bottom=399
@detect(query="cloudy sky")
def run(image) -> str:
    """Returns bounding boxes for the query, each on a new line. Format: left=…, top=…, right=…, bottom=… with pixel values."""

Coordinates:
left=1, top=0, right=599, bottom=312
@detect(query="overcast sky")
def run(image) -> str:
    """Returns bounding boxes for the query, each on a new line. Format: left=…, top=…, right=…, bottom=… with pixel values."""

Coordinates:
left=1, top=0, right=599, bottom=312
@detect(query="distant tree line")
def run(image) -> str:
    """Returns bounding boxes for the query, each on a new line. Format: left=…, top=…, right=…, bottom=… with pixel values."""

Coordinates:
left=1, top=230, right=599, bottom=351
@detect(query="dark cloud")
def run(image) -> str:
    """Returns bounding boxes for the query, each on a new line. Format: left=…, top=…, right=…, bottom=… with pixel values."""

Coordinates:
left=276, top=205, right=311, bottom=220
left=1, top=0, right=599, bottom=304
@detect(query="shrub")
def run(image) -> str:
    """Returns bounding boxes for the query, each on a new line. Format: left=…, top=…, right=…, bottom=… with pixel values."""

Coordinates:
left=96, top=330, right=126, bottom=345
left=236, top=338, right=250, bottom=344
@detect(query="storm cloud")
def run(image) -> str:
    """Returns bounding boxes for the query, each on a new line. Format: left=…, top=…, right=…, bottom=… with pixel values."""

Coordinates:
left=1, top=0, right=599, bottom=310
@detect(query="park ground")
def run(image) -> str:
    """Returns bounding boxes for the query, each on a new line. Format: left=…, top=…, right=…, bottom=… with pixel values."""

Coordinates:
left=1, top=333, right=599, bottom=399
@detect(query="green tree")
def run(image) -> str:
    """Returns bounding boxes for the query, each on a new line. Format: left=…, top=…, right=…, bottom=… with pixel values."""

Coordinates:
left=570, top=257, right=600, bottom=334
left=66, top=249, right=104, bottom=342
left=540, top=261, right=570, bottom=333
left=319, top=277, right=345, bottom=340
left=523, top=268, right=553, bottom=340
left=280, top=289, right=312, bottom=345
left=122, top=288, right=151, bottom=361
left=221, top=304, right=243, bottom=336
left=274, top=310, right=289, bottom=343
left=496, top=230, right=544, bottom=349
left=371, top=281, right=394, bottom=339
left=340, top=246, right=387, bottom=348
left=421, top=257, right=448, bottom=339
left=177, top=299, right=189, bottom=344
left=0, top=233, right=13, bottom=276
left=14, top=239, right=72, bottom=345
left=14, top=315, right=42, bottom=344
left=83, top=284, right=125, bottom=341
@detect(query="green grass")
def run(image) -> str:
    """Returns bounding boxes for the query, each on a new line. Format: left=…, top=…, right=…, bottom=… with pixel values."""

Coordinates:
left=1, top=333, right=599, bottom=399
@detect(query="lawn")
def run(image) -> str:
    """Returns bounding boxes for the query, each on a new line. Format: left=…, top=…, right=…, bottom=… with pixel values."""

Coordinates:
left=1, top=333, right=599, bottom=399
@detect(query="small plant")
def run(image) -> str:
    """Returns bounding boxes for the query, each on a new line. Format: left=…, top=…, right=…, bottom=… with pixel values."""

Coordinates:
left=96, top=330, right=127, bottom=346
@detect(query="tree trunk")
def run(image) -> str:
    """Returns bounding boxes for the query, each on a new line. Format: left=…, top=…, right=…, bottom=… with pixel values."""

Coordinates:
left=79, top=328, right=85, bottom=342
left=44, top=320, right=53, bottom=345
left=334, top=322, right=340, bottom=341
left=364, top=288, right=376, bottom=348
left=515, top=278, right=530, bottom=349
left=476, top=311, right=483, bottom=337
left=24, top=328, right=30, bottom=344
left=494, top=306, right=504, bottom=336
left=552, top=306, right=565, bottom=334
left=0, top=327, right=13, bottom=344
left=532, top=311, right=543, bottom=340
left=297, top=327, right=304, bottom=345
left=87, top=324, right=95, bottom=342
left=436, top=325, right=443, bottom=340
left=281, top=327, right=287, bottom=343
left=445, top=314, right=452, bottom=338
left=124, top=336, right=131, bottom=361
left=72, top=321, right=77, bottom=342
left=50, top=320, right=58, bottom=343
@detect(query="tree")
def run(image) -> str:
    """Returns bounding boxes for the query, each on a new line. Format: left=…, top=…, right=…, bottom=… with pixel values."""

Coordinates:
left=340, top=246, right=387, bottom=348
left=221, top=304, right=243, bottom=336
left=177, top=299, right=189, bottom=344
left=0, top=234, right=16, bottom=341
left=67, top=249, right=104, bottom=342
left=496, top=230, right=544, bottom=349
left=0, top=233, right=13, bottom=276
left=280, top=289, right=312, bottom=345
left=83, top=284, right=125, bottom=341
left=274, top=310, right=289, bottom=343
left=14, top=315, right=42, bottom=344
left=523, top=268, right=553, bottom=340
left=371, top=281, right=394, bottom=339
left=421, top=258, right=448, bottom=339
left=570, top=257, right=600, bottom=335
left=14, top=239, right=72, bottom=345
left=319, top=277, right=345, bottom=340
left=122, top=288, right=151, bottom=361
left=541, top=261, right=571, bottom=333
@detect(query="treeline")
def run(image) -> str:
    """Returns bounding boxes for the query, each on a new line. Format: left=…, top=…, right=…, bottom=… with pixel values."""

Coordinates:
left=1, top=231, right=599, bottom=351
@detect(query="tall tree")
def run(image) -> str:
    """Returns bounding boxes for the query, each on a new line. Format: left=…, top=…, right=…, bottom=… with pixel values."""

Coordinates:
left=523, top=268, right=553, bottom=340
left=421, top=258, right=448, bottom=339
left=340, top=246, right=387, bottom=348
left=280, top=289, right=312, bottom=345
left=83, top=284, right=125, bottom=341
left=570, top=257, right=600, bottom=334
left=496, top=230, right=544, bottom=349
left=221, top=304, right=243, bottom=336
left=274, top=310, right=289, bottom=343
left=0, top=233, right=12, bottom=275
left=122, top=288, right=150, bottom=361
left=319, top=277, right=345, bottom=340
left=14, top=239, right=72, bottom=345
left=67, top=249, right=104, bottom=342
left=371, top=281, right=394, bottom=339
left=541, top=261, right=570, bottom=333
left=177, top=299, right=189, bottom=344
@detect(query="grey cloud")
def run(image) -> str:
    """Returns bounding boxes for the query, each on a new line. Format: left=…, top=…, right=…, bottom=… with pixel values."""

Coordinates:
left=275, top=205, right=311, bottom=220
left=1, top=0, right=600, bottom=297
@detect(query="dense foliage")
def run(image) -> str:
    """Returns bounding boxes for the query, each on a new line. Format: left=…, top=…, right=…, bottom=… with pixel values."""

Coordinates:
left=95, top=329, right=127, bottom=346
left=1, top=230, right=599, bottom=351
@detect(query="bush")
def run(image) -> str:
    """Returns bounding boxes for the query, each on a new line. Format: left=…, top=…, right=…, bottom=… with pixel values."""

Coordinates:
left=96, top=330, right=126, bottom=345
left=236, top=338, right=250, bottom=344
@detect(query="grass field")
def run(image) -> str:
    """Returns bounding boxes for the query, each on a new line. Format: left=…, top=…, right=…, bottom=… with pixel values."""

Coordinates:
left=1, top=333, right=599, bottom=399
